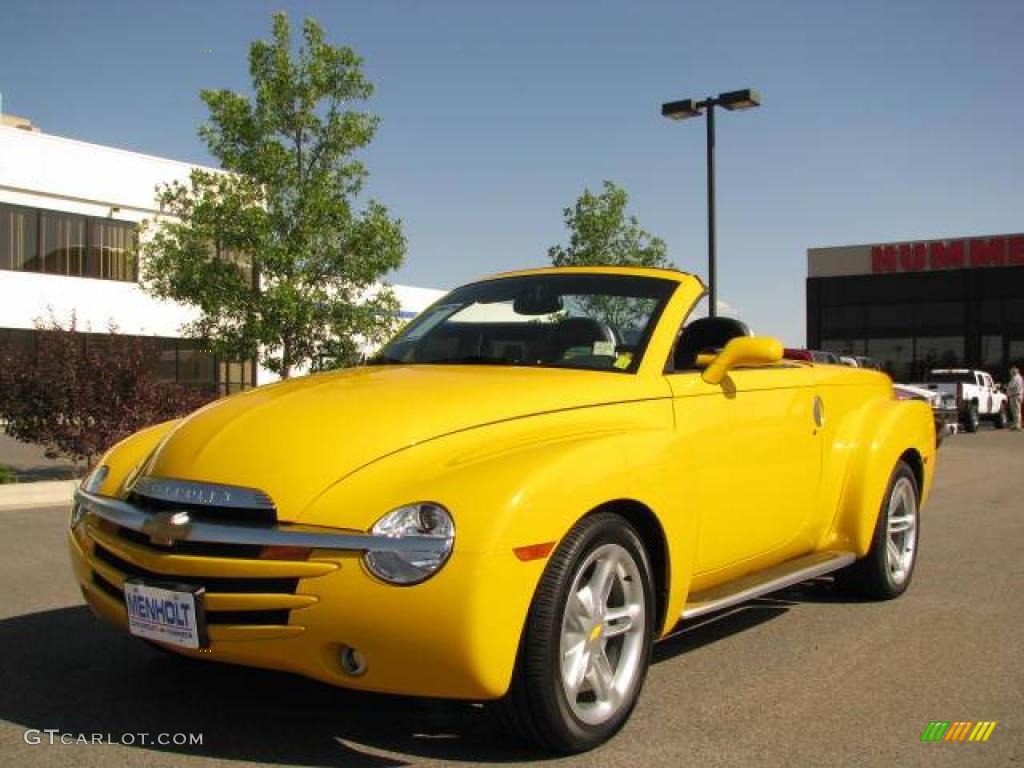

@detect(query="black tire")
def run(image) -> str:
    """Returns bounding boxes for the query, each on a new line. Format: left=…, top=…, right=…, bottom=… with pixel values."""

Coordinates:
left=836, top=461, right=920, bottom=599
left=993, top=404, right=1008, bottom=429
left=496, top=512, right=655, bottom=753
left=963, top=402, right=980, bottom=433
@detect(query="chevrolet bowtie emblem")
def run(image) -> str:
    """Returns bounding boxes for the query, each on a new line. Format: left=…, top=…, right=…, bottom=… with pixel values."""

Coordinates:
left=141, top=511, right=193, bottom=547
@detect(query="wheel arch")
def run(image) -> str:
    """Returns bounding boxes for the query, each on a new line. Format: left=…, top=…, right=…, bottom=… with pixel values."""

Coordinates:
left=899, top=447, right=924, bottom=501
left=588, top=499, right=670, bottom=639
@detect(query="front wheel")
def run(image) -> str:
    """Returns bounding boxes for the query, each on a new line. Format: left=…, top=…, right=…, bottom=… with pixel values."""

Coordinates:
left=497, top=512, right=655, bottom=753
left=836, top=460, right=920, bottom=599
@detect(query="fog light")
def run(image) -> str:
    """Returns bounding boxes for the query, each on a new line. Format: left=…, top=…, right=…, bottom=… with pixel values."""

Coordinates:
left=339, top=645, right=368, bottom=677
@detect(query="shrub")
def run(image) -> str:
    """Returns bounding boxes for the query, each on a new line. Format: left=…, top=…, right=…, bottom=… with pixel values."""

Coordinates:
left=0, top=315, right=216, bottom=470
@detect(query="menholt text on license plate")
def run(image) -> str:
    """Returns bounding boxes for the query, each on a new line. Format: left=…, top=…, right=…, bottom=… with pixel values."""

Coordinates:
left=124, top=580, right=206, bottom=649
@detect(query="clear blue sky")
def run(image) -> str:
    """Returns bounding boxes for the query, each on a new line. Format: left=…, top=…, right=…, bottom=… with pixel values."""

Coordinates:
left=3, top=0, right=1022, bottom=343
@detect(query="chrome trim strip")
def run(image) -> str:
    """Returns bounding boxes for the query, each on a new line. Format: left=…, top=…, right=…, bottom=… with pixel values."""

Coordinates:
left=74, top=488, right=448, bottom=555
left=681, top=552, right=856, bottom=620
left=131, top=476, right=276, bottom=511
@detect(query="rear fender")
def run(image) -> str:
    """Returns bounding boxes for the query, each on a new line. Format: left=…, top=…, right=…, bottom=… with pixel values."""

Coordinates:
left=821, top=398, right=935, bottom=556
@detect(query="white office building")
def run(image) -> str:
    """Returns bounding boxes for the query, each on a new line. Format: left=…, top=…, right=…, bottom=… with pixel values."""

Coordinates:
left=0, top=117, right=443, bottom=391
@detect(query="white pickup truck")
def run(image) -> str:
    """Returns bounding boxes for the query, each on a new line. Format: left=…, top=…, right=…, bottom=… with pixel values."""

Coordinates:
left=911, top=369, right=1009, bottom=432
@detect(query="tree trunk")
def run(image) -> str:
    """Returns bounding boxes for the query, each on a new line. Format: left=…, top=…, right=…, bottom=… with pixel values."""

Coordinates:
left=281, top=340, right=291, bottom=380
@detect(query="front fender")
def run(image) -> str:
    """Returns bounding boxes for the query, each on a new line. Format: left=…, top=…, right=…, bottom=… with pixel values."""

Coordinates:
left=299, top=398, right=691, bottom=694
left=823, top=398, right=935, bottom=556
left=91, top=419, right=182, bottom=498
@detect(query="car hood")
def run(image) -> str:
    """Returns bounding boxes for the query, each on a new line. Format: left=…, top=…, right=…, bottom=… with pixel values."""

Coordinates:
left=144, top=364, right=667, bottom=521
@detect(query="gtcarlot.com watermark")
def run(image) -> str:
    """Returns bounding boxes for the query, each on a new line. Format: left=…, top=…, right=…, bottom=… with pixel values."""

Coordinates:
left=24, top=729, right=203, bottom=746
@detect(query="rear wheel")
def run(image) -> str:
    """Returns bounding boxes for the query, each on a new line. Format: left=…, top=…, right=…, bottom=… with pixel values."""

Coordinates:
left=993, top=404, right=1008, bottom=429
left=836, top=460, right=919, bottom=599
left=497, top=512, right=655, bottom=753
left=963, top=402, right=980, bottom=433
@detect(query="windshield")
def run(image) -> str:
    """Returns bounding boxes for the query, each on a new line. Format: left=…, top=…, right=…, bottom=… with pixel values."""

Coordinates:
left=925, top=371, right=975, bottom=384
left=374, top=273, right=677, bottom=373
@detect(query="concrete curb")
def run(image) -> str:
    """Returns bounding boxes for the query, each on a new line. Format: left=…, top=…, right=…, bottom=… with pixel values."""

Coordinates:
left=0, top=479, right=78, bottom=511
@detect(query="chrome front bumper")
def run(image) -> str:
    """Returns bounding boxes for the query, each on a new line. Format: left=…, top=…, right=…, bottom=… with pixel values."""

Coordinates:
left=73, top=487, right=448, bottom=556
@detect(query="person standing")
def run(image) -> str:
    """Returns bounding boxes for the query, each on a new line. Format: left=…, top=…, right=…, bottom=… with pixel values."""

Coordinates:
left=1008, top=366, right=1024, bottom=431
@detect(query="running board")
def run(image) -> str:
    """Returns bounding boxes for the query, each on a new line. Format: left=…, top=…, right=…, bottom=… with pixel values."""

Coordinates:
left=681, top=551, right=856, bottom=621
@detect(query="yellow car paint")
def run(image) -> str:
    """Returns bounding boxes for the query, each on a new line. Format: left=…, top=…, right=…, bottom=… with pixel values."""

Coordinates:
left=69, top=266, right=936, bottom=702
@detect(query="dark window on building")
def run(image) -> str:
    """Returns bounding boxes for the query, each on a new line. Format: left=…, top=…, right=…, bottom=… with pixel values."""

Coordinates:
left=1007, top=299, right=1024, bottom=328
left=867, top=337, right=914, bottom=380
left=158, top=338, right=178, bottom=381
left=89, top=219, right=137, bottom=280
left=915, top=336, right=964, bottom=372
left=0, top=328, right=37, bottom=355
left=218, top=359, right=253, bottom=395
left=177, top=341, right=217, bottom=389
left=821, top=338, right=866, bottom=356
left=821, top=305, right=864, bottom=336
left=866, top=304, right=913, bottom=333
left=914, top=302, right=964, bottom=333
left=1010, top=339, right=1024, bottom=368
left=0, top=327, right=254, bottom=394
left=0, top=204, right=38, bottom=271
left=981, top=335, right=1003, bottom=368
left=39, top=210, right=88, bottom=275
left=981, top=299, right=1002, bottom=329
left=0, top=202, right=137, bottom=282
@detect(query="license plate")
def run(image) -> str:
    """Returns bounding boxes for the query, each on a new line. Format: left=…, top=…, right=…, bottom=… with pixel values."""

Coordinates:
left=124, top=580, right=208, bottom=649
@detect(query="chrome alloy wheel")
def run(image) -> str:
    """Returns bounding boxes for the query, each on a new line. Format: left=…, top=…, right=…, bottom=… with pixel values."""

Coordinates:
left=559, top=543, right=647, bottom=726
left=886, top=476, right=918, bottom=586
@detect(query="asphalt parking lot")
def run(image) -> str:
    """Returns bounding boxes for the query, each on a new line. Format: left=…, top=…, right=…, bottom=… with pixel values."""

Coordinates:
left=0, top=430, right=1021, bottom=767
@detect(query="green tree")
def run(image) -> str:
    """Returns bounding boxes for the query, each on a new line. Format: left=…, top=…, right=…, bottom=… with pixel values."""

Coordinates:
left=548, top=180, right=672, bottom=269
left=548, top=181, right=672, bottom=332
left=142, top=12, right=405, bottom=378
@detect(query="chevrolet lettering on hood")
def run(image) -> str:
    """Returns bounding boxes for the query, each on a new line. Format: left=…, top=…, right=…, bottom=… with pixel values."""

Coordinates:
left=68, top=266, right=937, bottom=754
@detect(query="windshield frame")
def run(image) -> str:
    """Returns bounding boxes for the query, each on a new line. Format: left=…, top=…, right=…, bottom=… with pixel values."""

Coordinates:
left=373, top=272, right=680, bottom=374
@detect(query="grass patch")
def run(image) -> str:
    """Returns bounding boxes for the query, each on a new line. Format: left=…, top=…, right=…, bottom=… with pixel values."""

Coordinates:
left=0, top=465, right=17, bottom=484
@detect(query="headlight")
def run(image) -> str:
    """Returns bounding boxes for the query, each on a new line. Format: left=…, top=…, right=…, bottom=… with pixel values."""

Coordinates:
left=363, top=502, right=455, bottom=585
left=72, top=465, right=108, bottom=529
left=82, top=465, right=109, bottom=494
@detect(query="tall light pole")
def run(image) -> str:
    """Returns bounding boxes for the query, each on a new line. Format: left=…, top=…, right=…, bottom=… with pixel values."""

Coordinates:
left=662, top=89, right=761, bottom=316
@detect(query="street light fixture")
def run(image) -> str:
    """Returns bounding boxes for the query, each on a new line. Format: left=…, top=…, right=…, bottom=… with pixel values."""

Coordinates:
left=662, top=88, right=761, bottom=316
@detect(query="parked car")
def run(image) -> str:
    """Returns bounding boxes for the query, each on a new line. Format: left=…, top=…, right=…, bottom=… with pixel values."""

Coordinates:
left=909, top=368, right=1009, bottom=432
left=855, top=356, right=882, bottom=370
left=893, top=383, right=958, bottom=442
left=782, top=348, right=842, bottom=364
left=70, top=267, right=936, bottom=753
left=809, top=349, right=841, bottom=364
left=839, top=355, right=858, bottom=367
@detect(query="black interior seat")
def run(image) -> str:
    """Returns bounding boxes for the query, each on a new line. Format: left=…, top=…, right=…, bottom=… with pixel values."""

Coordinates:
left=673, top=316, right=751, bottom=370
left=547, top=317, right=613, bottom=359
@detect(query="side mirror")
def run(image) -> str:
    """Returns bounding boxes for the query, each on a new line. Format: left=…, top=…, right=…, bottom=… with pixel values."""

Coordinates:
left=701, top=336, right=784, bottom=385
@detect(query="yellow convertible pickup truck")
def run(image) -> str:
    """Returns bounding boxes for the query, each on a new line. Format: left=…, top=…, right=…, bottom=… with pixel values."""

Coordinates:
left=69, top=267, right=936, bottom=753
